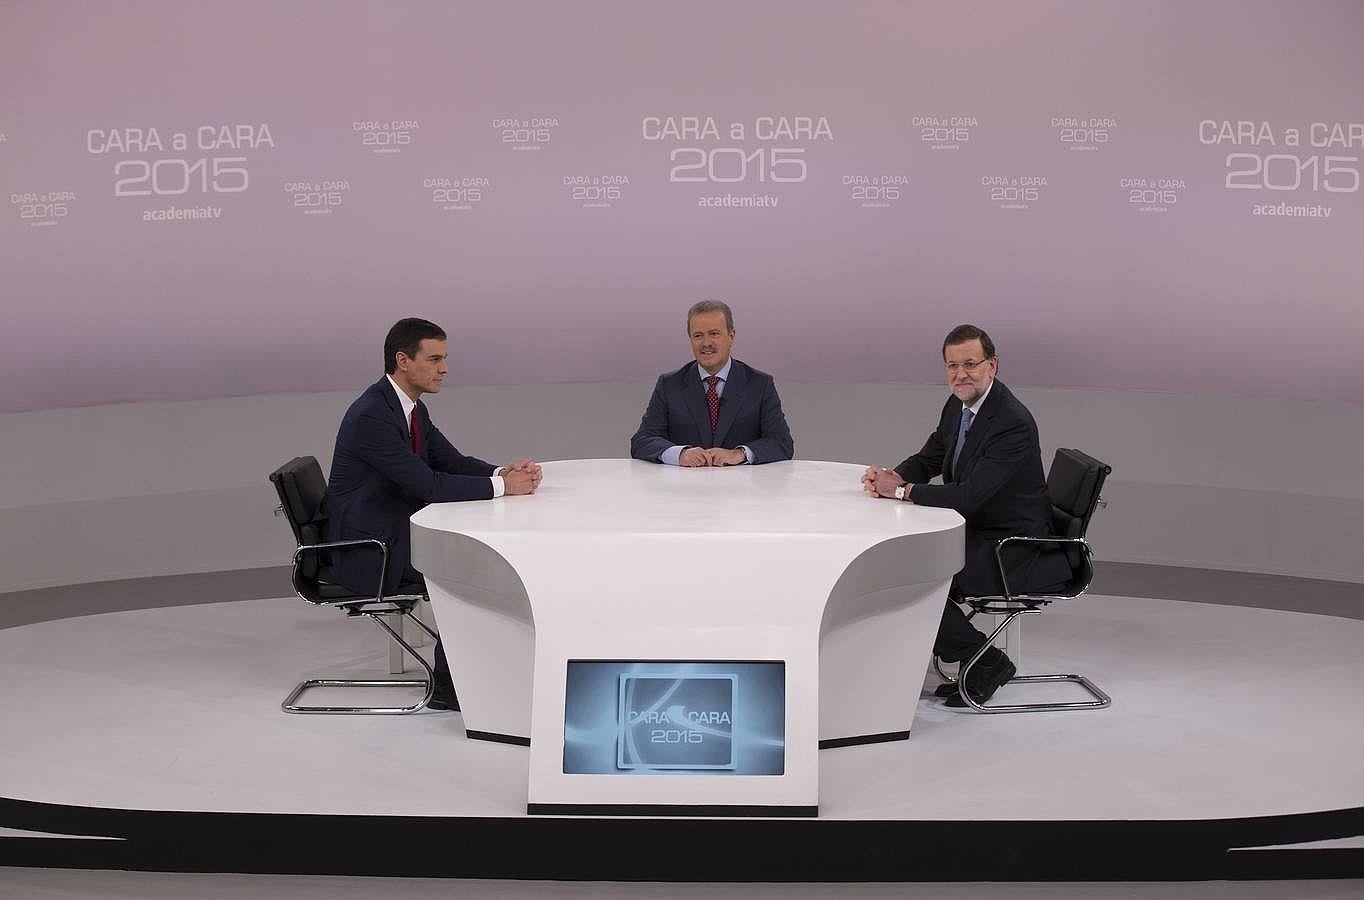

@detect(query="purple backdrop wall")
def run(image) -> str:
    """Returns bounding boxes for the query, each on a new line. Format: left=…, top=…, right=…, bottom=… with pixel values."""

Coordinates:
left=2, top=0, right=1361, bottom=411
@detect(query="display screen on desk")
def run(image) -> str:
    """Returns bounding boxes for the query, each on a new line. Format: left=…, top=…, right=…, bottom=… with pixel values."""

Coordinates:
left=563, top=661, right=785, bottom=775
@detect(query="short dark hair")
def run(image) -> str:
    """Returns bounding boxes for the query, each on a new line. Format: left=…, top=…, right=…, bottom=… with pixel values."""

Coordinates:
left=942, top=323, right=996, bottom=361
left=686, top=299, right=734, bottom=334
left=384, top=318, right=446, bottom=374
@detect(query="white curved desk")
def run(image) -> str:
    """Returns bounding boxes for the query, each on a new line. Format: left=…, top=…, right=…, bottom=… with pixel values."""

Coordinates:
left=411, top=459, right=963, bottom=815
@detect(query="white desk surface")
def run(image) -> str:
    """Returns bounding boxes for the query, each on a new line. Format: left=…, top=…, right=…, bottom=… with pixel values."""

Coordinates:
left=411, top=459, right=964, bottom=813
left=412, top=457, right=961, bottom=538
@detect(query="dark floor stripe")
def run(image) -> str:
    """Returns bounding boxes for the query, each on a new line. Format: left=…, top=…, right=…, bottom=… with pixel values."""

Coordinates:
left=0, top=797, right=1359, bottom=880
left=4, top=563, right=1359, bottom=632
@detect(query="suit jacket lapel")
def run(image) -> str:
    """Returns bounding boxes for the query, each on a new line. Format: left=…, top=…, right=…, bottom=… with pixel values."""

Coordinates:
left=712, top=361, right=747, bottom=446
left=952, top=381, right=1006, bottom=481
left=680, top=363, right=714, bottom=444
left=379, top=378, right=419, bottom=457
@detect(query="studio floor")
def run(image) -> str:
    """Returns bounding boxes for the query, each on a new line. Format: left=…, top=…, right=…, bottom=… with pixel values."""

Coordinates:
left=0, top=565, right=1360, bottom=883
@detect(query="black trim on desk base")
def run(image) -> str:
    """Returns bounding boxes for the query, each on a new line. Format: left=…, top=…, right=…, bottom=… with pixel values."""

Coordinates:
left=819, top=730, right=910, bottom=749
left=1, top=796, right=1361, bottom=881
left=464, top=729, right=530, bottom=747
left=527, top=803, right=818, bottom=818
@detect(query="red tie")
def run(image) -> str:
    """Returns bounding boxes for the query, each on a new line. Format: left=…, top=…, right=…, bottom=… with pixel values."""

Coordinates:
left=409, top=407, right=422, bottom=456
left=705, top=375, right=720, bottom=434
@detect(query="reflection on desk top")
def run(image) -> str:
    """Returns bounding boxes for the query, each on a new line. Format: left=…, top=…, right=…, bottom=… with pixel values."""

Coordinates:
left=410, top=458, right=962, bottom=537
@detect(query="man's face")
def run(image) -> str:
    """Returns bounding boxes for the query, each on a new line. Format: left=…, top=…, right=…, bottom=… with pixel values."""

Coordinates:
left=689, top=310, right=735, bottom=374
left=944, top=338, right=997, bottom=406
left=394, top=338, right=449, bottom=397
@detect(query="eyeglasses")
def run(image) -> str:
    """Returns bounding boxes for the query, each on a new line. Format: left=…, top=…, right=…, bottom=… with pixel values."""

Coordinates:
left=945, top=358, right=993, bottom=374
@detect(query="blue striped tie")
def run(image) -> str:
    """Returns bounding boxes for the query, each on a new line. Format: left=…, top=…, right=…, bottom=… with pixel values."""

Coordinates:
left=951, top=408, right=975, bottom=476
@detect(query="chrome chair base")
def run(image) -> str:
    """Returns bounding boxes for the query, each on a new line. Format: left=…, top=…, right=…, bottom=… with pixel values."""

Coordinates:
left=964, top=671, right=1111, bottom=713
left=282, top=609, right=439, bottom=715
left=937, top=608, right=1112, bottom=714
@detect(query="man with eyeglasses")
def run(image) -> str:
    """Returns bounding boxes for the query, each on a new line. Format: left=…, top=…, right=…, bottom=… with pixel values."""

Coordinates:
left=861, top=324, right=1070, bottom=707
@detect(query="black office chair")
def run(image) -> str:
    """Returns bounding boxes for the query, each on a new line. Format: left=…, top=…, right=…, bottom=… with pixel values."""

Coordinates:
left=937, top=447, right=1113, bottom=713
left=269, top=455, right=438, bottom=714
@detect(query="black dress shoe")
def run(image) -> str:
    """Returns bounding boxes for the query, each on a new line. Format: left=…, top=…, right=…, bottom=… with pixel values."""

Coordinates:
left=944, top=648, right=1016, bottom=708
left=932, top=646, right=1002, bottom=697
left=427, top=680, right=460, bottom=712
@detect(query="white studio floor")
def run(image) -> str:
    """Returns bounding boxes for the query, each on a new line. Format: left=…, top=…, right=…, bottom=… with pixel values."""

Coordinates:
left=0, top=594, right=1360, bottom=826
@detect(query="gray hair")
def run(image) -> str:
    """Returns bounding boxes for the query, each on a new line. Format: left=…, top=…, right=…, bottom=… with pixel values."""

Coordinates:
left=686, top=299, right=734, bottom=334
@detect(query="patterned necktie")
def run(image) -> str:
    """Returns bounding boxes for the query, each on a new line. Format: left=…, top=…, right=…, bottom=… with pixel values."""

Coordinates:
left=409, top=407, right=422, bottom=456
left=705, top=375, right=721, bottom=434
left=951, top=407, right=974, bottom=475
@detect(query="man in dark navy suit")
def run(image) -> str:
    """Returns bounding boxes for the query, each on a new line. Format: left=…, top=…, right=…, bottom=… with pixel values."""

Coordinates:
left=324, top=318, right=542, bottom=711
left=630, top=300, right=794, bottom=467
left=863, top=324, right=1069, bottom=707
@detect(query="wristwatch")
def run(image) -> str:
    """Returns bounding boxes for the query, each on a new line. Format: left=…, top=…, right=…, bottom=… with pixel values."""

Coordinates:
left=894, top=484, right=908, bottom=501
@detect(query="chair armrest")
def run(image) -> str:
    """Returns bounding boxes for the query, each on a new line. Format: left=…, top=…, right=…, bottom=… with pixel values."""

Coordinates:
left=295, top=537, right=387, bottom=555
left=992, top=536, right=1092, bottom=604
left=292, top=538, right=390, bottom=604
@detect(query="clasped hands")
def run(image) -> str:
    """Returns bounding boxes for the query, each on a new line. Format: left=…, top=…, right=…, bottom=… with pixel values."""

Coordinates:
left=679, top=447, right=748, bottom=467
left=861, top=465, right=909, bottom=500
left=501, top=458, right=543, bottom=495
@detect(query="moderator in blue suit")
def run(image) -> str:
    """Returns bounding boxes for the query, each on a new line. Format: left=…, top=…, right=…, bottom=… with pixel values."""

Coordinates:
left=323, top=318, right=542, bottom=711
left=630, top=300, right=794, bottom=467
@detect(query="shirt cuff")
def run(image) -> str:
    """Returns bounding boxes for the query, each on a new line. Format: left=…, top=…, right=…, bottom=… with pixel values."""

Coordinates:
left=490, top=474, right=505, bottom=498
left=740, top=445, right=754, bottom=465
left=660, top=445, right=687, bottom=466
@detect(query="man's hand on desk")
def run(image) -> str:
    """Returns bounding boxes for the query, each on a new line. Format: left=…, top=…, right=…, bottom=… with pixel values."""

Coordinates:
left=502, top=459, right=542, bottom=494
left=506, top=458, right=542, bottom=479
left=705, top=447, right=747, bottom=467
left=678, top=447, right=748, bottom=467
left=861, top=466, right=909, bottom=500
left=678, top=447, right=710, bottom=467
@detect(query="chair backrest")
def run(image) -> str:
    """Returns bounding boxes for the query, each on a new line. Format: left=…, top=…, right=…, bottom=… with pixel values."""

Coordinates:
left=268, top=456, right=328, bottom=579
left=1046, top=448, right=1112, bottom=568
